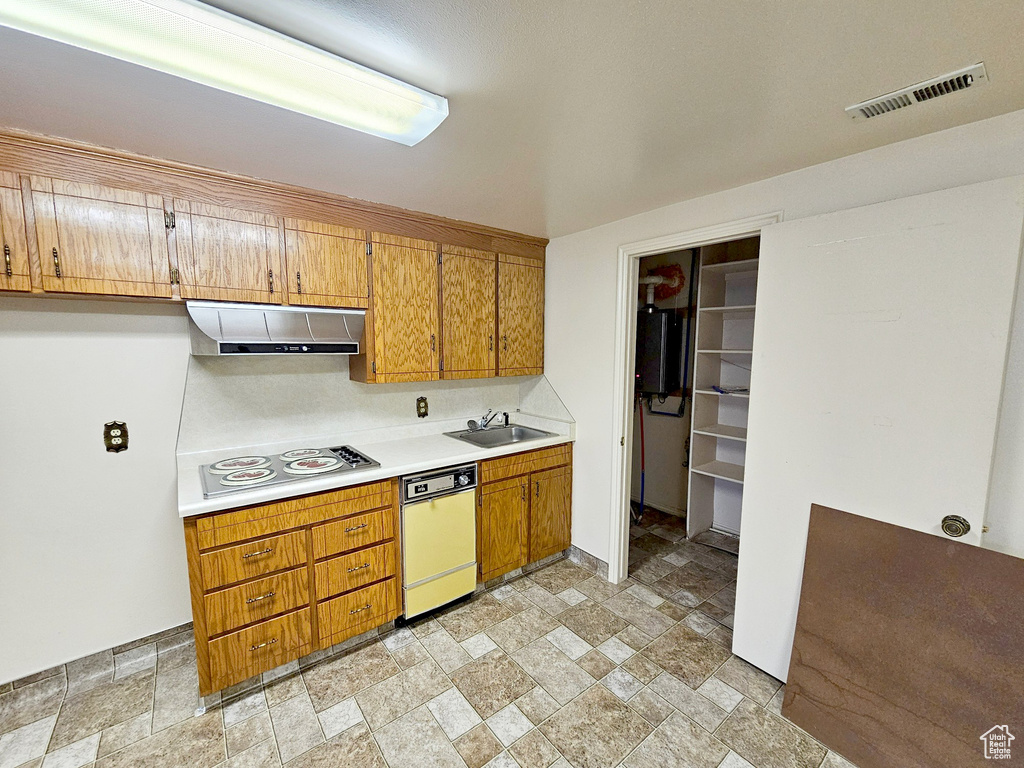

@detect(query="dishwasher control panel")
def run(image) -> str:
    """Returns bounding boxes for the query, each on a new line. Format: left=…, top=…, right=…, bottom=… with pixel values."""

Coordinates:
left=402, top=464, right=477, bottom=503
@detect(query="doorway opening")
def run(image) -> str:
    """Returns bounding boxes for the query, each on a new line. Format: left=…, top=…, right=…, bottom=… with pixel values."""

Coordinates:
left=627, top=236, right=759, bottom=612
left=608, top=212, right=780, bottom=585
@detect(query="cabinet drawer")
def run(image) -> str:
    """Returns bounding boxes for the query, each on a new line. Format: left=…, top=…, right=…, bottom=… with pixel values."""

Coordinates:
left=480, top=443, right=572, bottom=483
left=201, top=531, right=308, bottom=590
left=208, top=608, right=311, bottom=692
left=317, top=579, right=396, bottom=646
left=312, top=508, right=393, bottom=560
left=316, top=541, right=396, bottom=600
left=196, top=480, right=392, bottom=548
left=205, top=567, right=309, bottom=636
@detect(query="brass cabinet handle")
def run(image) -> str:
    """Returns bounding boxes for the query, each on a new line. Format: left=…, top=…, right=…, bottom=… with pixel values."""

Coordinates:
left=349, top=603, right=372, bottom=615
left=347, top=562, right=371, bottom=573
left=535, top=481, right=540, bottom=498
left=52, top=247, right=62, bottom=278
left=503, top=334, right=508, bottom=351
left=431, top=334, right=436, bottom=352
left=489, top=334, right=493, bottom=351
left=521, top=484, right=526, bottom=502
left=345, top=523, right=368, bottom=533
left=242, top=547, right=273, bottom=559
left=3, top=244, right=11, bottom=277
left=268, top=269, right=275, bottom=293
left=250, top=638, right=278, bottom=651
left=245, top=591, right=276, bottom=604
left=296, top=271, right=302, bottom=294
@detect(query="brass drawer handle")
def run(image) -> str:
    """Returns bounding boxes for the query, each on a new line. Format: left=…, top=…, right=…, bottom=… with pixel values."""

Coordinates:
left=347, top=562, right=371, bottom=573
left=344, top=523, right=368, bottom=533
left=52, top=247, right=62, bottom=278
left=245, top=591, right=276, bottom=604
left=250, top=638, right=278, bottom=651
left=296, top=271, right=302, bottom=294
left=349, top=603, right=372, bottom=615
left=3, top=244, right=11, bottom=278
left=242, top=547, right=273, bottom=559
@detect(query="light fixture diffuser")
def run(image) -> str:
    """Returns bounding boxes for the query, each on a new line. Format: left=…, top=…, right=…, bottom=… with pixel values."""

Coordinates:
left=0, top=0, right=449, bottom=145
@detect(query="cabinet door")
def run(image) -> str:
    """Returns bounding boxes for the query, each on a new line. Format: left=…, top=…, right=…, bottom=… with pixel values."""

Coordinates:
left=0, top=172, right=31, bottom=292
left=31, top=177, right=171, bottom=298
left=478, top=478, right=527, bottom=581
left=498, top=254, right=544, bottom=375
left=369, top=234, right=440, bottom=382
left=441, top=245, right=496, bottom=378
left=284, top=219, right=368, bottom=308
left=529, top=465, right=572, bottom=562
left=175, top=200, right=280, bottom=303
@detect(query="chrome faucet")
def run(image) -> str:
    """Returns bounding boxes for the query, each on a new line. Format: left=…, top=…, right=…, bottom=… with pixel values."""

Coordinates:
left=468, top=409, right=500, bottom=431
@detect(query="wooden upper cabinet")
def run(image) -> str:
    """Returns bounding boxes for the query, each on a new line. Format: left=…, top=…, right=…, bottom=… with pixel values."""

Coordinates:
left=529, top=464, right=572, bottom=562
left=498, top=254, right=544, bottom=376
left=0, top=172, right=31, bottom=292
left=441, top=245, right=497, bottom=379
left=284, top=219, right=368, bottom=308
left=359, top=234, right=440, bottom=383
left=30, top=177, right=172, bottom=298
left=175, top=200, right=281, bottom=304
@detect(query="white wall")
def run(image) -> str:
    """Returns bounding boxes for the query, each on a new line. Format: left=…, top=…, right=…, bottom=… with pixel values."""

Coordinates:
left=0, top=297, right=192, bottom=683
left=547, top=108, right=1024, bottom=566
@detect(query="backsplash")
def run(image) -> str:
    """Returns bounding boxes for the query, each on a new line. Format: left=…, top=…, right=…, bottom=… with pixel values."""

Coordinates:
left=176, top=355, right=572, bottom=454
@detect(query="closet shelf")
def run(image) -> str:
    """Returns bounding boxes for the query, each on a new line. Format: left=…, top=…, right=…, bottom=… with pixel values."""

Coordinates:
left=696, top=348, right=753, bottom=355
left=691, top=460, right=745, bottom=484
left=699, top=304, right=755, bottom=314
left=692, top=424, right=747, bottom=442
left=701, top=258, right=759, bottom=275
left=694, top=388, right=750, bottom=399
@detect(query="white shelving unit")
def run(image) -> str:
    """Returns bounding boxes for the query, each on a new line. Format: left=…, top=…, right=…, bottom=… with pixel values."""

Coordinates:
left=687, top=254, right=758, bottom=539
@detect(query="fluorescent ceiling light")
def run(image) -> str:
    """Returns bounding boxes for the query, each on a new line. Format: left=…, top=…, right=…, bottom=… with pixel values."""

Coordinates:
left=0, top=0, right=449, bottom=145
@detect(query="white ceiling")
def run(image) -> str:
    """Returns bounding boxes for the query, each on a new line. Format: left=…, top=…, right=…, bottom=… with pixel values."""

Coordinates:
left=1, top=1, right=1022, bottom=238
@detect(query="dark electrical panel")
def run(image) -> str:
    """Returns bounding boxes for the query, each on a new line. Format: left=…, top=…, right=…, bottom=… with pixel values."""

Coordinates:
left=635, top=308, right=682, bottom=395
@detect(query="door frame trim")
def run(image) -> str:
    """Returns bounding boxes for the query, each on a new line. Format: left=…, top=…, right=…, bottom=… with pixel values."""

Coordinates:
left=607, top=211, right=783, bottom=584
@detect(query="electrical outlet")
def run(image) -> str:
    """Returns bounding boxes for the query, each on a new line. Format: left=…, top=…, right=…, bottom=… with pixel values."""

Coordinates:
left=416, top=397, right=428, bottom=418
left=104, top=421, right=128, bottom=452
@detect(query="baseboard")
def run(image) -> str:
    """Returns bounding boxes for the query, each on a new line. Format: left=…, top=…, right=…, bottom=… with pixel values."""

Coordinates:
left=630, top=496, right=686, bottom=518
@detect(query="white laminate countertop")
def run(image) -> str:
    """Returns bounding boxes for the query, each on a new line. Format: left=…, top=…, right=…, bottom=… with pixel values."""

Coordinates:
left=176, top=413, right=574, bottom=518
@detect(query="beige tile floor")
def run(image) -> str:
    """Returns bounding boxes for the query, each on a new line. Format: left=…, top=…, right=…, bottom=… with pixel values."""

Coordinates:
left=0, top=512, right=861, bottom=768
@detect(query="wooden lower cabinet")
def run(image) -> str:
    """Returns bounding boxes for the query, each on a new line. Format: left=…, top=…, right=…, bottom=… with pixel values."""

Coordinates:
left=207, top=609, right=312, bottom=693
left=317, top=579, right=397, bottom=646
left=530, top=464, right=573, bottom=563
left=200, top=530, right=307, bottom=590
left=478, top=477, right=529, bottom=581
left=477, top=443, right=573, bottom=581
left=183, top=478, right=401, bottom=696
left=204, top=567, right=310, bottom=637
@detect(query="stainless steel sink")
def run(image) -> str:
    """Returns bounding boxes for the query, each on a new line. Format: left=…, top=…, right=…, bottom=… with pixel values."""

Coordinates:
left=445, top=424, right=556, bottom=448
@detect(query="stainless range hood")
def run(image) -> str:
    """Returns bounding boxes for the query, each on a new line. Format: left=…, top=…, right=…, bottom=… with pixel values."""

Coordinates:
left=187, top=301, right=365, bottom=356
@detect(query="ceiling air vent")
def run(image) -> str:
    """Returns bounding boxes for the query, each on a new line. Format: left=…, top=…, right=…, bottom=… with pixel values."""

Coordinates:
left=846, top=63, right=988, bottom=120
